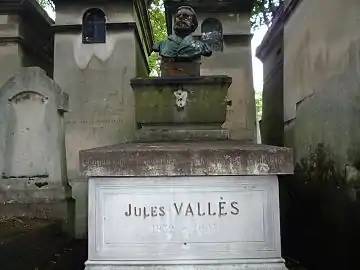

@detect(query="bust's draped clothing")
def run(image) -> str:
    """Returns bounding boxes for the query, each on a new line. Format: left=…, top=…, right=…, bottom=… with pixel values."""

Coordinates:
left=153, top=34, right=212, bottom=59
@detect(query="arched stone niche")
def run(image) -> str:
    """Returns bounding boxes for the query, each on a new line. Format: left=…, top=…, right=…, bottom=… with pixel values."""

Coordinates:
left=201, top=18, right=223, bottom=52
left=82, top=8, right=107, bottom=44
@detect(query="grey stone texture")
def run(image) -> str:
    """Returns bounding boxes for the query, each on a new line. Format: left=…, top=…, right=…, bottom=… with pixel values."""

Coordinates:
left=283, top=0, right=360, bottom=163
left=131, top=76, right=231, bottom=127
left=85, top=262, right=287, bottom=270
left=0, top=67, right=73, bottom=232
left=256, top=13, right=284, bottom=147
left=53, top=0, right=153, bottom=237
left=80, top=142, right=293, bottom=177
left=257, top=0, right=360, bottom=168
left=135, top=126, right=230, bottom=142
left=0, top=0, right=54, bottom=87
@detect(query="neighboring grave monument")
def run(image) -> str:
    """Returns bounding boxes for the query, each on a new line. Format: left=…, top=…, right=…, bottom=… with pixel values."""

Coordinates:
left=52, top=0, right=153, bottom=238
left=0, top=67, right=74, bottom=234
left=80, top=4, right=293, bottom=270
left=0, top=0, right=54, bottom=86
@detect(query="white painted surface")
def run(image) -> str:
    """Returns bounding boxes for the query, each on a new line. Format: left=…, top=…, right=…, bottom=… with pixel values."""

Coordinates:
left=87, top=176, right=283, bottom=266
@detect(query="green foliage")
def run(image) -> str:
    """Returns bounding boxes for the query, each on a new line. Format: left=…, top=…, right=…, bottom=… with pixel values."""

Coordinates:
left=255, top=92, right=263, bottom=121
left=37, top=0, right=54, bottom=10
left=148, top=0, right=166, bottom=76
left=251, top=0, right=284, bottom=30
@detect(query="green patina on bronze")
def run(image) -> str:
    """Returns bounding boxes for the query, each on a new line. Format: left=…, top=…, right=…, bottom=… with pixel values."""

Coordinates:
left=153, top=6, right=212, bottom=60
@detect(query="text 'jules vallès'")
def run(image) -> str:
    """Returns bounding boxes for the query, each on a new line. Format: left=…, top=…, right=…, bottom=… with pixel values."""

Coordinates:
left=124, top=199, right=240, bottom=219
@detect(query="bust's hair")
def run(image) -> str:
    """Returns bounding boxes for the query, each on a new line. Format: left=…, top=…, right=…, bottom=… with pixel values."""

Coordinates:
left=176, top=6, right=198, bottom=32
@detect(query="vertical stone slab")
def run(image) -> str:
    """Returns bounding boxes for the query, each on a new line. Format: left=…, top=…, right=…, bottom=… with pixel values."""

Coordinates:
left=0, top=67, right=73, bottom=233
left=53, top=0, right=153, bottom=238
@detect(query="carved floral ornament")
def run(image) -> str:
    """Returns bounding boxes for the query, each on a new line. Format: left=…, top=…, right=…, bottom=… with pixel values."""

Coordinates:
left=174, top=87, right=188, bottom=108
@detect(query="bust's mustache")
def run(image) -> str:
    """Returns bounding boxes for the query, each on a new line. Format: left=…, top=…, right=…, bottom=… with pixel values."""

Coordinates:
left=174, top=20, right=192, bottom=29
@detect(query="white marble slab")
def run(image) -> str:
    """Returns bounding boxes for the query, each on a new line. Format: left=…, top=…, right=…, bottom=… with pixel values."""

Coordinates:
left=86, top=175, right=285, bottom=270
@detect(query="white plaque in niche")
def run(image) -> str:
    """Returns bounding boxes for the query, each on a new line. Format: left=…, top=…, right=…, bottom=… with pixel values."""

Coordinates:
left=88, top=176, right=282, bottom=262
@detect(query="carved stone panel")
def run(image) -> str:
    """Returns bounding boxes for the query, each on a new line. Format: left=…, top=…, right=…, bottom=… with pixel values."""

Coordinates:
left=87, top=176, right=283, bottom=263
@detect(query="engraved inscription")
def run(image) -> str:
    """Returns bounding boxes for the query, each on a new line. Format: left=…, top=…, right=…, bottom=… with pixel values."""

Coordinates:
left=66, top=119, right=124, bottom=125
left=124, top=199, right=240, bottom=219
left=152, top=223, right=220, bottom=235
left=96, top=177, right=275, bottom=261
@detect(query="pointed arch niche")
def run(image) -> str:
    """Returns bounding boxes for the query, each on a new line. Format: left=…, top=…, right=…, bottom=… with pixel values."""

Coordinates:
left=201, top=18, right=223, bottom=52
left=82, top=8, right=107, bottom=44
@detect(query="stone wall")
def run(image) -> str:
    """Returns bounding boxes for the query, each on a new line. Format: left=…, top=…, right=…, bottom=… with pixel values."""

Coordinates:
left=284, top=0, right=360, bottom=165
left=53, top=0, right=152, bottom=238
left=256, top=11, right=284, bottom=147
left=197, top=12, right=256, bottom=142
left=257, top=0, right=360, bottom=267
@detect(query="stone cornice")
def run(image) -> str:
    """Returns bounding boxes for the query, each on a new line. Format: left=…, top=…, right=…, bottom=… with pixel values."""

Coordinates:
left=0, top=0, right=54, bottom=25
left=134, top=0, right=154, bottom=56
left=256, top=0, right=303, bottom=61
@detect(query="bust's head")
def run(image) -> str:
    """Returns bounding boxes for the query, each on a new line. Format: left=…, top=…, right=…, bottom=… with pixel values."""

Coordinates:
left=173, top=6, right=198, bottom=37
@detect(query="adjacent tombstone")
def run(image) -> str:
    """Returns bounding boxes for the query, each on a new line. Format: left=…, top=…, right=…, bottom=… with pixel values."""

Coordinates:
left=52, top=0, right=153, bottom=238
left=0, top=67, right=74, bottom=234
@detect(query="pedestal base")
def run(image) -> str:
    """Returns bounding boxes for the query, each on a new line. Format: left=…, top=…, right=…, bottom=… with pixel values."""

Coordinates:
left=85, top=259, right=287, bottom=270
left=80, top=142, right=293, bottom=270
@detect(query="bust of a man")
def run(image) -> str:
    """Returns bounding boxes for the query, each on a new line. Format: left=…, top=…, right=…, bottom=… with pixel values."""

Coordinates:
left=153, top=6, right=212, bottom=60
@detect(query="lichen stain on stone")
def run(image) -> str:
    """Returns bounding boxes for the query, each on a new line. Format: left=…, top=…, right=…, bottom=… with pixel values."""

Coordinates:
left=85, top=165, right=107, bottom=177
left=74, top=35, right=116, bottom=70
left=251, top=162, right=270, bottom=174
left=35, top=182, right=49, bottom=188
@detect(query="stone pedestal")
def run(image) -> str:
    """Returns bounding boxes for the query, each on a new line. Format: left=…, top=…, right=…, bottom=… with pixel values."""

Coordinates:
left=160, top=57, right=201, bottom=77
left=80, top=142, right=292, bottom=269
left=131, top=76, right=231, bottom=128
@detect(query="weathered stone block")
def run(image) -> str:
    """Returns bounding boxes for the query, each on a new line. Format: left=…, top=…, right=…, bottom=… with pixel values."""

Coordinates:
left=135, top=126, right=230, bottom=142
left=80, top=142, right=293, bottom=177
left=84, top=176, right=287, bottom=270
left=80, top=141, right=293, bottom=270
left=0, top=67, right=73, bottom=233
left=131, top=76, right=232, bottom=126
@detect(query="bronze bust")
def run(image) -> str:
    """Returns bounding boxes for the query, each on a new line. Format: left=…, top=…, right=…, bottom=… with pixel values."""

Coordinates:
left=153, top=6, right=212, bottom=60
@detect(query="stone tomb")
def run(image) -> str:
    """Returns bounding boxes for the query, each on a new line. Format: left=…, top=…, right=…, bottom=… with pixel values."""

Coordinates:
left=0, top=67, right=74, bottom=232
left=80, top=143, right=293, bottom=269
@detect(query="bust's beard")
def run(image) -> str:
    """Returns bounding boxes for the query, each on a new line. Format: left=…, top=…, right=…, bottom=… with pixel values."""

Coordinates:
left=174, top=24, right=193, bottom=37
